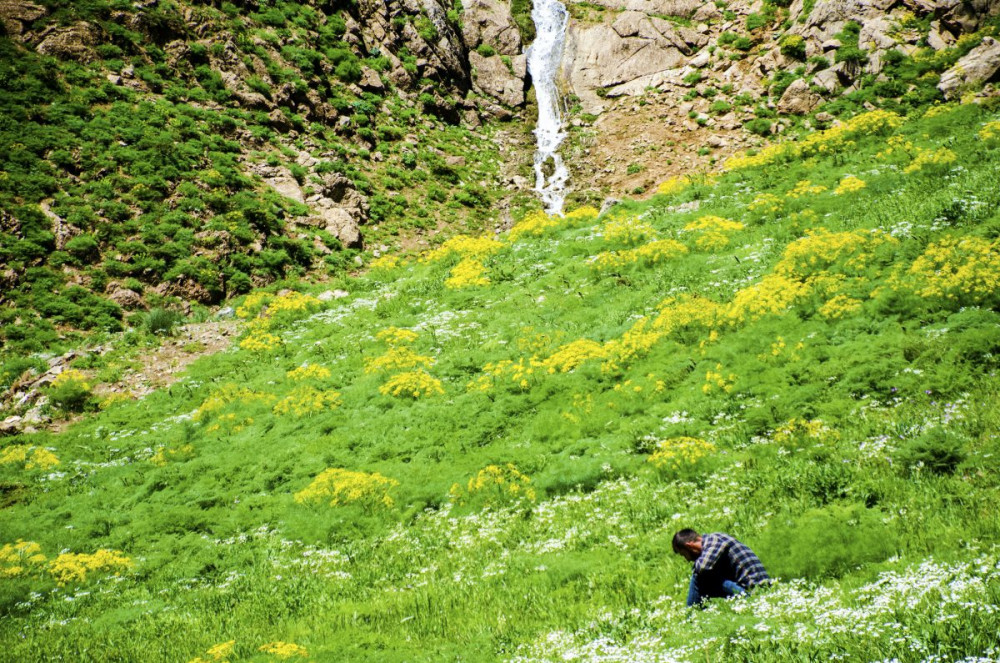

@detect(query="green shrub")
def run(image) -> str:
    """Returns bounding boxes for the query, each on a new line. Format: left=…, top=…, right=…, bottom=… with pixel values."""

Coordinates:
left=145, top=308, right=183, bottom=336
left=744, top=117, right=772, bottom=135
left=895, top=429, right=966, bottom=476
left=476, top=44, right=496, bottom=57
left=756, top=504, right=899, bottom=580
left=779, top=34, right=806, bottom=59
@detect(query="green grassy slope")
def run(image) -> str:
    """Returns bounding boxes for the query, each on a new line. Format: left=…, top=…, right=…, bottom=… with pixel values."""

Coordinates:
left=0, top=0, right=520, bottom=358
left=2, top=104, right=1000, bottom=661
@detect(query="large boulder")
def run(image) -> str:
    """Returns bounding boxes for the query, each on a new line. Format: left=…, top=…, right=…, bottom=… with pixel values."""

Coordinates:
left=565, top=11, right=688, bottom=111
left=470, top=52, right=528, bottom=106
left=461, top=0, right=522, bottom=55
left=0, top=0, right=45, bottom=38
left=778, top=78, right=822, bottom=114
left=938, top=36, right=1000, bottom=99
left=35, top=21, right=100, bottom=61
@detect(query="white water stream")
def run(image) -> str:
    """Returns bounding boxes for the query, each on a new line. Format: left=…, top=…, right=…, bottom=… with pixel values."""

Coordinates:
left=526, top=0, right=570, bottom=215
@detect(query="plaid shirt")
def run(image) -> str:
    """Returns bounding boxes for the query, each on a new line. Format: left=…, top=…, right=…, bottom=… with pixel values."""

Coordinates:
left=693, top=532, right=769, bottom=589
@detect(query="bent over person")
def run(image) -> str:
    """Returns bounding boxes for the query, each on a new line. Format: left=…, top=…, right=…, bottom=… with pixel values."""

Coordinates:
left=672, top=529, right=769, bottom=607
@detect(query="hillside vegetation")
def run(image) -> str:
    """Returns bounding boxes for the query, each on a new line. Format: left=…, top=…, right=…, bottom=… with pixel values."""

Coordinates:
left=0, top=0, right=527, bottom=358
left=2, top=100, right=1000, bottom=661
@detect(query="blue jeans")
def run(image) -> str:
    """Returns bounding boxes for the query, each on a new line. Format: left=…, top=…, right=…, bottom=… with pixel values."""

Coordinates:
left=686, top=573, right=745, bottom=607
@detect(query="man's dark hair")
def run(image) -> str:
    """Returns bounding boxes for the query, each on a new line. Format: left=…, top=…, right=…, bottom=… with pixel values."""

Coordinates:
left=672, top=528, right=700, bottom=554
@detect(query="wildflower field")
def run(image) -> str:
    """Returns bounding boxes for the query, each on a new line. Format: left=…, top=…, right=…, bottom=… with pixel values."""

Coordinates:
left=3, top=104, right=1000, bottom=662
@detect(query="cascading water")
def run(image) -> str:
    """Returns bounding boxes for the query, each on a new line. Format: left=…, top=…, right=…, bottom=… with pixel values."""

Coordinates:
left=526, top=0, right=570, bottom=216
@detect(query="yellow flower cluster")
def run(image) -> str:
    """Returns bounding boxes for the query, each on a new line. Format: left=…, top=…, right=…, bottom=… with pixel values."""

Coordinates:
left=194, top=384, right=275, bottom=422
left=601, top=216, right=657, bottom=246
left=602, top=317, right=664, bottom=373
left=477, top=357, right=540, bottom=391
left=365, top=346, right=435, bottom=374
left=538, top=339, right=607, bottom=374
left=747, top=193, right=784, bottom=216
left=287, top=364, right=332, bottom=381
left=273, top=386, right=341, bottom=416
left=923, top=103, right=957, bottom=119
left=449, top=463, right=536, bottom=507
left=48, top=549, right=133, bottom=586
left=876, top=134, right=915, bottom=161
left=592, top=239, right=688, bottom=272
left=648, top=437, right=715, bottom=471
left=564, top=206, right=600, bottom=223
left=724, top=110, right=902, bottom=171
left=509, top=210, right=561, bottom=241
left=187, top=640, right=236, bottom=663
left=834, top=175, right=866, bottom=195
left=378, top=369, right=444, bottom=398
left=980, top=120, right=1000, bottom=142
left=150, top=443, right=194, bottom=466
left=683, top=216, right=745, bottom=251
left=775, top=228, right=898, bottom=279
left=772, top=418, right=839, bottom=446
left=239, top=328, right=284, bottom=353
left=785, top=180, right=828, bottom=199
left=369, top=254, right=402, bottom=271
left=903, top=235, right=1000, bottom=302
left=444, top=256, right=490, bottom=288
left=903, top=147, right=957, bottom=174
left=98, top=392, right=133, bottom=410
left=376, top=327, right=419, bottom=345
left=51, top=369, right=91, bottom=392
left=657, top=176, right=690, bottom=196
left=1, top=540, right=47, bottom=579
left=654, top=295, right=724, bottom=334
left=236, top=291, right=321, bottom=320
left=294, top=468, right=399, bottom=509
left=422, top=234, right=504, bottom=262
left=259, top=641, right=309, bottom=659
left=371, top=328, right=444, bottom=398
left=702, top=363, right=736, bottom=395
left=0, top=444, right=60, bottom=470
left=726, top=274, right=808, bottom=324
left=819, top=294, right=863, bottom=319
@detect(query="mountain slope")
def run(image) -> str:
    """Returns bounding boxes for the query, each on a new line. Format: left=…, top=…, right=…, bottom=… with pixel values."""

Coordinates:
left=2, top=101, right=1000, bottom=661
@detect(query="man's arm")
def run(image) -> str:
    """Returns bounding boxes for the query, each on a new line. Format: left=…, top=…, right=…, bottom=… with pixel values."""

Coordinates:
left=693, top=534, right=727, bottom=575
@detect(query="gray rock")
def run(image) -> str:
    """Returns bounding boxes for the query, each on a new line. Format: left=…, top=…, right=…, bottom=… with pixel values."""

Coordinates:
left=0, top=0, right=45, bottom=38
left=939, top=36, right=1000, bottom=99
left=318, top=289, right=350, bottom=302
left=777, top=78, right=822, bottom=115
left=461, top=0, right=522, bottom=55
left=216, top=307, right=236, bottom=319
left=470, top=52, right=527, bottom=106
left=36, top=21, right=100, bottom=62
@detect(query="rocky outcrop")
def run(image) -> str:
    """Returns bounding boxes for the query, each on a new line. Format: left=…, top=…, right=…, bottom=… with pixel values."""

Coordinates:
left=938, top=36, right=1000, bottom=99
left=471, top=52, right=528, bottom=107
left=461, top=0, right=523, bottom=56
left=565, top=11, right=696, bottom=112
left=34, top=21, right=100, bottom=62
left=778, top=78, right=823, bottom=115
left=0, top=0, right=46, bottom=39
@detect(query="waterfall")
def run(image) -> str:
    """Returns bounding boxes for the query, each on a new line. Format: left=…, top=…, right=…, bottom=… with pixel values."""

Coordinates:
left=526, top=0, right=569, bottom=216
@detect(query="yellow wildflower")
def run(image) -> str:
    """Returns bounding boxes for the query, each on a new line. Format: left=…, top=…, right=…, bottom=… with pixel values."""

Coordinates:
left=648, top=437, right=715, bottom=471
left=295, top=468, right=399, bottom=509
left=287, top=364, right=332, bottom=381
left=48, top=549, right=132, bottom=585
left=834, top=175, right=866, bottom=195
left=444, top=257, right=490, bottom=288
left=379, top=370, right=444, bottom=398
left=272, top=387, right=341, bottom=416
left=259, top=641, right=309, bottom=659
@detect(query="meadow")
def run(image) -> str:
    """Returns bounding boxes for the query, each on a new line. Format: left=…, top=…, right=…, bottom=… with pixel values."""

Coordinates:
left=2, top=103, right=1000, bottom=662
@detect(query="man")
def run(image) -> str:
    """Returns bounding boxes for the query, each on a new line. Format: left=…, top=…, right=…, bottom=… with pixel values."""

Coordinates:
left=672, top=529, right=769, bottom=607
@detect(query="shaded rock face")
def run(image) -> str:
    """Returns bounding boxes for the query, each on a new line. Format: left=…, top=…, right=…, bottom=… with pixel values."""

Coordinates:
left=34, top=21, right=101, bottom=62
left=778, top=78, right=823, bottom=115
left=0, top=0, right=46, bottom=38
left=461, top=0, right=522, bottom=55
left=565, top=11, right=696, bottom=112
left=471, top=51, right=528, bottom=106
left=939, top=36, right=1000, bottom=99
